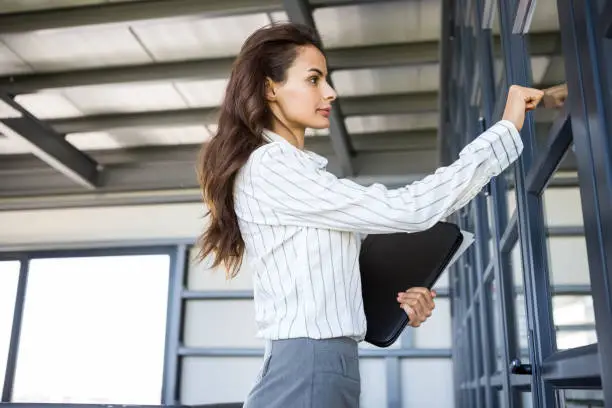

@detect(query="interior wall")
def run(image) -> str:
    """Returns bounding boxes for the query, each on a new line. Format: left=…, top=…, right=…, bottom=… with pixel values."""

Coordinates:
left=0, top=203, right=206, bottom=247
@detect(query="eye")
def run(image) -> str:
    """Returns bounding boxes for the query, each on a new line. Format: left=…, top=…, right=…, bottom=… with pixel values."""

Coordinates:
left=309, top=76, right=319, bottom=85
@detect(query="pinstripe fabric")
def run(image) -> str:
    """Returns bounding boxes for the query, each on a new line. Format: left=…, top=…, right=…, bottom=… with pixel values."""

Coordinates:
left=234, top=120, right=522, bottom=341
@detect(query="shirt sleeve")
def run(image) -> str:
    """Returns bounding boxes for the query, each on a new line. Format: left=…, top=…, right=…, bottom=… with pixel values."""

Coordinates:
left=244, top=120, right=522, bottom=234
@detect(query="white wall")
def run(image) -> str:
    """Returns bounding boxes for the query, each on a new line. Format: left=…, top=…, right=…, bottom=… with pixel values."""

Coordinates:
left=0, top=203, right=205, bottom=247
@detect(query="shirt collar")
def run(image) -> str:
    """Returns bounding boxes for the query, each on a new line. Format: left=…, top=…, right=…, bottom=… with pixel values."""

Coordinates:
left=262, top=128, right=328, bottom=169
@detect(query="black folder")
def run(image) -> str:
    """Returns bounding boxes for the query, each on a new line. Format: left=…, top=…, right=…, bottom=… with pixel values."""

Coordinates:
left=359, top=222, right=464, bottom=347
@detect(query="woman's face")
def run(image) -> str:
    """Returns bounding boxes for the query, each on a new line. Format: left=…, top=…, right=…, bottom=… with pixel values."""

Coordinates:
left=267, top=45, right=337, bottom=138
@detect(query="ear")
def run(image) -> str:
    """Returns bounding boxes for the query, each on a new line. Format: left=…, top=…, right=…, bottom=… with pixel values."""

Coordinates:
left=265, top=78, right=277, bottom=102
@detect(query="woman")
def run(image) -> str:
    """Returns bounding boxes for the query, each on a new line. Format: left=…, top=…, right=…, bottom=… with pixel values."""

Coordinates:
left=197, top=22, right=543, bottom=408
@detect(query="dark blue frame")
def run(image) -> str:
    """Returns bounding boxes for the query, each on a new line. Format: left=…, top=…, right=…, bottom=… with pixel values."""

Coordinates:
left=442, top=0, right=612, bottom=406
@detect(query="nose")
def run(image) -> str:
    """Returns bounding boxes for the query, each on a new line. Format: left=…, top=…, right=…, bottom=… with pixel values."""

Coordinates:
left=323, top=80, right=337, bottom=102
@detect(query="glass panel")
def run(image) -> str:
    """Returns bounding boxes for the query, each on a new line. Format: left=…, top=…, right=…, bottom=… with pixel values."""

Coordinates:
left=12, top=254, right=170, bottom=404
left=496, top=390, right=504, bottom=407
left=556, top=389, right=604, bottom=407
left=543, top=173, right=596, bottom=349
left=181, top=356, right=263, bottom=405
left=0, top=261, right=20, bottom=388
left=510, top=241, right=530, bottom=363
left=413, top=298, right=451, bottom=349
left=401, top=359, right=454, bottom=408
left=187, top=246, right=253, bottom=291
left=522, top=392, right=535, bottom=408
left=491, top=6, right=504, bottom=96
left=527, top=0, right=565, bottom=154
left=183, top=300, right=263, bottom=348
left=360, top=359, right=388, bottom=408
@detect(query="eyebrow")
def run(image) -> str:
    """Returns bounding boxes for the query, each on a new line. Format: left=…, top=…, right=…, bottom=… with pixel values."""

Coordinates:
left=308, top=68, right=326, bottom=76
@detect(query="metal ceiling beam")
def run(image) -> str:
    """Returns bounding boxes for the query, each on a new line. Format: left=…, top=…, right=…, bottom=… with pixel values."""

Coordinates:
left=0, top=122, right=559, bottom=174
left=0, top=32, right=560, bottom=94
left=282, top=0, right=354, bottom=176
left=0, top=129, right=581, bottom=205
left=0, top=93, right=100, bottom=189
left=0, top=0, right=403, bottom=34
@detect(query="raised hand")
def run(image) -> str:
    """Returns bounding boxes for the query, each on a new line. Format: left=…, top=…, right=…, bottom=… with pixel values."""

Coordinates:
left=502, top=85, right=545, bottom=131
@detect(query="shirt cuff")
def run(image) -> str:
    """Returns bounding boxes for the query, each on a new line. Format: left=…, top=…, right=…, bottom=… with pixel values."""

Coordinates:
left=479, top=120, right=524, bottom=175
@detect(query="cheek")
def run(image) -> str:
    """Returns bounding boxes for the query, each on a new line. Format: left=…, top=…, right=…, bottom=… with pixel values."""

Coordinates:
left=279, top=86, right=318, bottom=119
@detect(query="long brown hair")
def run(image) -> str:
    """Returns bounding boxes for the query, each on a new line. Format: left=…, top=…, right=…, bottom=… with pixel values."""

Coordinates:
left=196, top=22, right=323, bottom=278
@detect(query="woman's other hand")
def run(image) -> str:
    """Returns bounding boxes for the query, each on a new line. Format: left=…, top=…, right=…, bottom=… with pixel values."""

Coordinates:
left=542, top=83, right=568, bottom=109
left=397, top=287, right=436, bottom=327
left=502, top=85, right=545, bottom=131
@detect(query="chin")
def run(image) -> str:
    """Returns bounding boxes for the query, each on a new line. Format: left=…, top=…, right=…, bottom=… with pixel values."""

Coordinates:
left=308, top=120, right=331, bottom=129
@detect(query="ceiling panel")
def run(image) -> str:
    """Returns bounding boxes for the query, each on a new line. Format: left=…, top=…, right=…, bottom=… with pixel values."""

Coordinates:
left=0, top=40, right=33, bottom=75
left=530, top=1, right=560, bottom=32
left=346, top=113, right=438, bottom=133
left=66, top=125, right=211, bottom=151
left=14, top=93, right=82, bottom=119
left=132, top=13, right=271, bottom=61
left=174, top=79, right=229, bottom=108
left=60, top=82, right=188, bottom=115
left=0, top=0, right=106, bottom=13
left=64, top=131, right=124, bottom=151
left=0, top=136, right=31, bottom=154
left=0, top=26, right=152, bottom=72
left=314, top=0, right=440, bottom=48
left=332, top=64, right=439, bottom=97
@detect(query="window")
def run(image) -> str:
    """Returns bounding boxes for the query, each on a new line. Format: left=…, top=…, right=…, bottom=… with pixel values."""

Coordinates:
left=11, top=254, right=170, bottom=404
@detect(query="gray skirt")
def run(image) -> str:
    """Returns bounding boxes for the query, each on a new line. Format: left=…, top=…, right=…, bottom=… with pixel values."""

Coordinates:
left=243, top=337, right=361, bottom=408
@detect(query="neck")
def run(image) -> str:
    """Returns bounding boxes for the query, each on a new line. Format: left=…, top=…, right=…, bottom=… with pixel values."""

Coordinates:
left=270, top=121, right=305, bottom=149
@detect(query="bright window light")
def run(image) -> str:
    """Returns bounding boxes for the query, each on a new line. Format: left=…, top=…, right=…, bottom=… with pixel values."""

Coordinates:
left=11, top=254, right=170, bottom=404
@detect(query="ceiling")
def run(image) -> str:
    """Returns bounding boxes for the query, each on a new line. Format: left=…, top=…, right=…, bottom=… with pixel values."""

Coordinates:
left=0, top=0, right=564, bottom=209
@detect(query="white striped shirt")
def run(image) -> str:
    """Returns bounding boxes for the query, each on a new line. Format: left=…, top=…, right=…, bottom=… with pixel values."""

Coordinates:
left=234, top=120, right=522, bottom=341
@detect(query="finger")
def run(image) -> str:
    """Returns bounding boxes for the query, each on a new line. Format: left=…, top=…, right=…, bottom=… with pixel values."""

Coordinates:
left=405, top=308, right=422, bottom=328
left=398, top=292, right=429, bottom=310
left=410, top=287, right=435, bottom=309
left=402, top=297, right=427, bottom=320
left=403, top=305, right=421, bottom=326
left=400, top=292, right=434, bottom=315
left=431, top=290, right=437, bottom=298
left=415, top=294, right=433, bottom=317
left=404, top=287, right=434, bottom=308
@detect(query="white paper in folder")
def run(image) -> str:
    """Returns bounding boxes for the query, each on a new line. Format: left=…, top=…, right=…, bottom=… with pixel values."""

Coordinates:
left=444, top=230, right=475, bottom=271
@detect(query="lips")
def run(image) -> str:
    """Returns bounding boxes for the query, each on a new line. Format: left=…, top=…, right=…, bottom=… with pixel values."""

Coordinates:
left=318, top=108, right=331, bottom=118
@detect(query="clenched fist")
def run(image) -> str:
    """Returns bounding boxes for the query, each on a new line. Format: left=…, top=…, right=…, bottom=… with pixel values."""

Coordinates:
left=502, top=85, right=545, bottom=131
left=397, top=287, right=436, bottom=328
